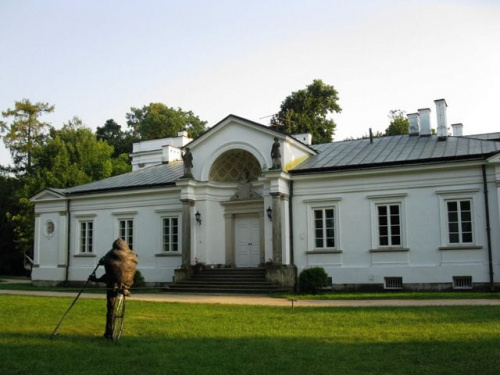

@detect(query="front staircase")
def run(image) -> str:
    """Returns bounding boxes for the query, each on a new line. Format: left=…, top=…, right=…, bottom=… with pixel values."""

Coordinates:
left=166, top=268, right=291, bottom=294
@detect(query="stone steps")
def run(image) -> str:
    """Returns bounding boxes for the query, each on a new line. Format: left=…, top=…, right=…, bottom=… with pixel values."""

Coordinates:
left=166, top=268, right=291, bottom=294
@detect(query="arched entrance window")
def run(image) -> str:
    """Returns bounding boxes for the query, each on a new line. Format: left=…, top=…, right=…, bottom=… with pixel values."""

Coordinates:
left=209, top=149, right=262, bottom=182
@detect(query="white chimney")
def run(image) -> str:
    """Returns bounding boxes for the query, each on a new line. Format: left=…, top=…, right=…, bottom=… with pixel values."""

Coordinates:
left=291, top=133, right=312, bottom=145
left=407, top=113, right=420, bottom=136
left=451, top=123, right=463, bottom=137
left=418, top=108, right=431, bottom=136
left=434, top=99, right=448, bottom=140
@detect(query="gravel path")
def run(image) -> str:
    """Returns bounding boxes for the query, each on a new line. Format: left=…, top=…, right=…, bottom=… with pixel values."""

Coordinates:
left=1, top=288, right=500, bottom=307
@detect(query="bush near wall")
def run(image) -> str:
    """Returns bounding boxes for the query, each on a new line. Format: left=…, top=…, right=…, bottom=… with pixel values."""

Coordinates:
left=298, top=267, right=328, bottom=294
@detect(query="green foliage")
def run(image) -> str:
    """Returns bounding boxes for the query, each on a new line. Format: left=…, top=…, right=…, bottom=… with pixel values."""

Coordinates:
left=298, top=267, right=329, bottom=294
left=33, top=117, right=130, bottom=190
left=126, top=102, right=207, bottom=140
left=1, top=99, right=55, bottom=175
left=0, top=102, right=133, bottom=265
left=2, top=296, right=500, bottom=375
left=96, top=119, right=137, bottom=157
left=0, top=175, right=24, bottom=275
left=133, top=270, right=145, bottom=287
left=385, top=109, right=409, bottom=136
left=270, top=79, right=341, bottom=144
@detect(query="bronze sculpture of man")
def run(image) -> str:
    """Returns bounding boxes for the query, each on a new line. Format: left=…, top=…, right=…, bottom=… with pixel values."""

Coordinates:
left=90, top=238, right=138, bottom=339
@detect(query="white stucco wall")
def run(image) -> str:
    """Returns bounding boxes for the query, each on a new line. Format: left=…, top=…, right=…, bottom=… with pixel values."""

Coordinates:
left=291, top=161, right=499, bottom=287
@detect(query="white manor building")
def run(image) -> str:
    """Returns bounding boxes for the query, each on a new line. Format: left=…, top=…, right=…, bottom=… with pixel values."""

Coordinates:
left=31, top=99, right=500, bottom=291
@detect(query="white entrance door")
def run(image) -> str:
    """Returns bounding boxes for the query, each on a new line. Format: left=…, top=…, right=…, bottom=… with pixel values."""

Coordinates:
left=235, top=216, right=260, bottom=267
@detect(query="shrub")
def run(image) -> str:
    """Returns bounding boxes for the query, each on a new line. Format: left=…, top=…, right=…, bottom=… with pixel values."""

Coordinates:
left=133, top=270, right=145, bottom=287
left=298, top=267, right=328, bottom=294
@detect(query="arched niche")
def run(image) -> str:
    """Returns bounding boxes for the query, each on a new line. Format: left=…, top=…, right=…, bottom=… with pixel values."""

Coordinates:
left=209, top=149, right=262, bottom=182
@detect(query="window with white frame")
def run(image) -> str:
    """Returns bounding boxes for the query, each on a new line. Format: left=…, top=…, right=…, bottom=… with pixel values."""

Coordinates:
left=162, top=217, right=179, bottom=252
left=80, top=220, right=94, bottom=253
left=314, top=208, right=336, bottom=249
left=119, top=219, right=134, bottom=250
left=446, top=199, right=473, bottom=244
left=437, top=190, right=479, bottom=248
left=377, top=203, right=401, bottom=247
left=305, top=199, right=341, bottom=252
left=368, top=194, right=407, bottom=250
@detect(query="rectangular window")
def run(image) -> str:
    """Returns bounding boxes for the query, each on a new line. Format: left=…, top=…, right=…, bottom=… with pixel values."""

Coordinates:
left=163, top=217, right=179, bottom=252
left=447, top=200, right=473, bottom=244
left=80, top=221, right=93, bottom=253
left=119, top=219, right=134, bottom=250
left=314, top=208, right=335, bottom=248
left=377, top=204, right=401, bottom=247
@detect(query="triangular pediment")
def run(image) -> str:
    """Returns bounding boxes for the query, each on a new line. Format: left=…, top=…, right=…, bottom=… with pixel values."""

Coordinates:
left=185, top=115, right=316, bottom=181
left=30, top=188, right=66, bottom=202
left=487, top=152, right=500, bottom=164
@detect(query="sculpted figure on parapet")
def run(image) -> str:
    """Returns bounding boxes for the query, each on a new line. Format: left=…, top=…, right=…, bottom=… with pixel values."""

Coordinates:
left=182, top=147, right=193, bottom=178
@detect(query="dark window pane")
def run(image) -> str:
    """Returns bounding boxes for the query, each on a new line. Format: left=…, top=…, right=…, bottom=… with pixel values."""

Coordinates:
left=379, top=236, right=389, bottom=246
left=326, top=238, right=335, bottom=247
left=379, top=216, right=388, bottom=226
left=379, top=226, right=388, bottom=236
left=448, top=212, right=458, bottom=222
left=447, top=201, right=458, bottom=211
left=378, top=206, right=387, bottom=216
left=391, top=215, right=400, bottom=225
left=462, top=222, right=472, bottom=232
left=326, top=218, right=334, bottom=228
left=461, top=211, right=471, bottom=222
left=449, top=233, right=459, bottom=243
left=448, top=223, right=459, bottom=233
left=390, top=205, right=399, bottom=215
left=391, top=236, right=401, bottom=246
left=462, top=233, right=473, bottom=243
left=460, top=200, right=471, bottom=211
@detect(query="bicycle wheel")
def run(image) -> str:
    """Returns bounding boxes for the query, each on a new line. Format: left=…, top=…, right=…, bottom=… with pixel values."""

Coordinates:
left=111, top=293, right=126, bottom=341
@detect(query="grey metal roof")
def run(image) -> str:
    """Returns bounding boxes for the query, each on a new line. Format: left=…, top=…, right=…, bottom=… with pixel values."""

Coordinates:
left=463, top=132, right=500, bottom=141
left=292, top=135, right=500, bottom=173
left=63, top=161, right=184, bottom=195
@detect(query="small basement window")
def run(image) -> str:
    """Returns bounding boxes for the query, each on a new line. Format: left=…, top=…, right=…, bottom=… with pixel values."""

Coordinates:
left=384, top=277, right=403, bottom=290
left=453, top=276, right=472, bottom=290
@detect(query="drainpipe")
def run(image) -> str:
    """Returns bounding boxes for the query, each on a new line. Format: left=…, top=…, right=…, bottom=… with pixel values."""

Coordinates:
left=288, top=180, right=297, bottom=291
left=65, top=198, right=71, bottom=285
left=482, top=164, right=494, bottom=291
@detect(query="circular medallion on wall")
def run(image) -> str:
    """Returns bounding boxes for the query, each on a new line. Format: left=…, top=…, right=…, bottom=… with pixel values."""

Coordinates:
left=44, top=220, right=56, bottom=238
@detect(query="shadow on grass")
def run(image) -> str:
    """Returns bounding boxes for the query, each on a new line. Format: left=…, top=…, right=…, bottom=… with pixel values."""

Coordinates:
left=1, top=331, right=500, bottom=375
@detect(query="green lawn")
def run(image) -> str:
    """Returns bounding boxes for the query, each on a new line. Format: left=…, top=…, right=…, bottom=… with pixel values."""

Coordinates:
left=1, top=295, right=500, bottom=374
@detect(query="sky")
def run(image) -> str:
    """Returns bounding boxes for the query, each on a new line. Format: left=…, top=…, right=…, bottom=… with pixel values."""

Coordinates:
left=1, top=0, right=500, bottom=167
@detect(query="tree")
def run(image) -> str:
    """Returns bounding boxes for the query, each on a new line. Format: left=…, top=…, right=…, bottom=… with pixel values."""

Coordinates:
left=96, top=119, right=136, bottom=157
left=126, top=103, right=207, bottom=140
left=0, top=172, right=24, bottom=275
left=385, top=109, right=409, bottom=136
left=33, top=116, right=130, bottom=189
left=1, top=99, right=55, bottom=175
left=270, top=79, right=341, bottom=144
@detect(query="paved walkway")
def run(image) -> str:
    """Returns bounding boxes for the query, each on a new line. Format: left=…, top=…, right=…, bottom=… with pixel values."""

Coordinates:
left=1, top=288, right=500, bottom=307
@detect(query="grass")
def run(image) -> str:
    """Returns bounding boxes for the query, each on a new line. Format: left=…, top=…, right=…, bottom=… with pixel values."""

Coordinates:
left=281, top=291, right=500, bottom=300
left=2, top=277, right=499, bottom=300
left=1, top=295, right=500, bottom=374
